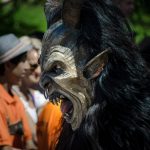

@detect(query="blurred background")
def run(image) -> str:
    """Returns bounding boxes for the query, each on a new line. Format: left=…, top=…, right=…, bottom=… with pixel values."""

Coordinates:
left=0, top=0, right=46, bottom=37
left=0, top=0, right=150, bottom=44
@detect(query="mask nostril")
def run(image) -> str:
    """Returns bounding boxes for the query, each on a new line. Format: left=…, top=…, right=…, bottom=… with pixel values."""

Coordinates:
left=39, top=74, right=52, bottom=90
left=44, top=82, right=50, bottom=89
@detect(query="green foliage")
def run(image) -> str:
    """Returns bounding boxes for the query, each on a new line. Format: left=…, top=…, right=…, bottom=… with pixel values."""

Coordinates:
left=130, top=0, right=150, bottom=44
left=13, top=4, right=46, bottom=35
left=0, top=1, right=46, bottom=36
left=0, top=0, right=150, bottom=44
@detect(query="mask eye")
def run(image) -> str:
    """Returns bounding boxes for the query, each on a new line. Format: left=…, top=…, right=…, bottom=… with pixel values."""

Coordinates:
left=50, top=64, right=63, bottom=76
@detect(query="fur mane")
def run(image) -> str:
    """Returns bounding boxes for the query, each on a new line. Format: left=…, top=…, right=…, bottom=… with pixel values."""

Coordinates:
left=49, top=0, right=150, bottom=149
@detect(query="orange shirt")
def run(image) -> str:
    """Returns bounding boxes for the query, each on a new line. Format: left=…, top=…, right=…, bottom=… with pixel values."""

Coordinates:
left=0, top=84, right=32, bottom=148
left=37, top=102, right=62, bottom=150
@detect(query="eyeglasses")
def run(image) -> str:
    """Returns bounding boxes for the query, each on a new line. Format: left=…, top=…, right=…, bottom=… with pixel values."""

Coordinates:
left=30, top=63, right=39, bottom=70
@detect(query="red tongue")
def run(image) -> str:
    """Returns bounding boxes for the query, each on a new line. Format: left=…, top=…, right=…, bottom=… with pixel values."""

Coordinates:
left=61, top=100, right=72, bottom=114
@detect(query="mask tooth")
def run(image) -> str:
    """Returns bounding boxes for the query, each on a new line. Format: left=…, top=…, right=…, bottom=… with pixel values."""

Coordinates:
left=64, top=113, right=69, bottom=121
left=44, top=90, right=48, bottom=99
left=49, top=99, right=52, bottom=103
left=64, top=115, right=68, bottom=120
left=53, top=99, right=56, bottom=105
left=56, top=98, right=60, bottom=105
left=44, top=91, right=46, bottom=99
left=47, top=89, right=50, bottom=100
left=51, top=99, right=54, bottom=104
left=55, top=98, right=58, bottom=105
left=52, top=98, right=56, bottom=105
left=47, top=88, right=49, bottom=94
left=64, top=113, right=69, bottom=119
left=55, top=98, right=59, bottom=105
left=65, top=113, right=69, bottom=117
left=60, top=95, right=65, bottom=99
left=59, top=99, right=61, bottom=103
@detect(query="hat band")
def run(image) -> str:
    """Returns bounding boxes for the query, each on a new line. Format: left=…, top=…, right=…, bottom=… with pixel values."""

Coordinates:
left=0, top=42, right=25, bottom=60
left=0, top=42, right=31, bottom=64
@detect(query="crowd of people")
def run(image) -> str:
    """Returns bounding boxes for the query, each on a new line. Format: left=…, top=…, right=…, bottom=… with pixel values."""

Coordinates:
left=0, top=33, right=62, bottom=150
left=0, top=0, right=149, bottom=150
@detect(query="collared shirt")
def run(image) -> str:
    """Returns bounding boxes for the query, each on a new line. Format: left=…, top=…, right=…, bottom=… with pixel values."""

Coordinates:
left=0, top=84, right=32, bottom=148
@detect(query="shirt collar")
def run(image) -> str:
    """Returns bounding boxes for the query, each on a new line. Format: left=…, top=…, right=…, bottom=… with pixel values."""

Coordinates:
left=0, top=84, right=16, bottom=104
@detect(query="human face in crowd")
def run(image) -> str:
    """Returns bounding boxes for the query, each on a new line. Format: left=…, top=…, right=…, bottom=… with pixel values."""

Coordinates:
left=23, top=49, right=40, bottom=88
left=119, top=0, right=135, bottom=17
left=28, top=65, right=41, bottom=85
left=5, top=54, right=30, bottom=85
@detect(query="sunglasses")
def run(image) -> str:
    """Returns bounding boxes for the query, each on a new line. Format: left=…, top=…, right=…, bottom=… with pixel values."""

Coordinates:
left=30, top=63, right=39, bottom=70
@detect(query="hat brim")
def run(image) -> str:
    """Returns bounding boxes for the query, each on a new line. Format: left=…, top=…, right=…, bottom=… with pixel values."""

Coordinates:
left=0, top=42, right=32, bottom=64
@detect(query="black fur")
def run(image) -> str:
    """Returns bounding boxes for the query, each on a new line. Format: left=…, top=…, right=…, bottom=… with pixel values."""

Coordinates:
left=55, top=0, right=150, bottom=149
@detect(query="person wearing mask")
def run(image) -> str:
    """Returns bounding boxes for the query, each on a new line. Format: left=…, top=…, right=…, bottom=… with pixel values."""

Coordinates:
left=113, top=0, right=135, bottom=18
left=0, top=34, right=36, bottom=150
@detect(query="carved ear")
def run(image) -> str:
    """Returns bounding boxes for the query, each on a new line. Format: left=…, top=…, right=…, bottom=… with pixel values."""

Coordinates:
left=62, top=0, right=85, bottom=28
left=44, top=0, right=62, bottom=27
left=83, top=49, right=110, bottom=80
